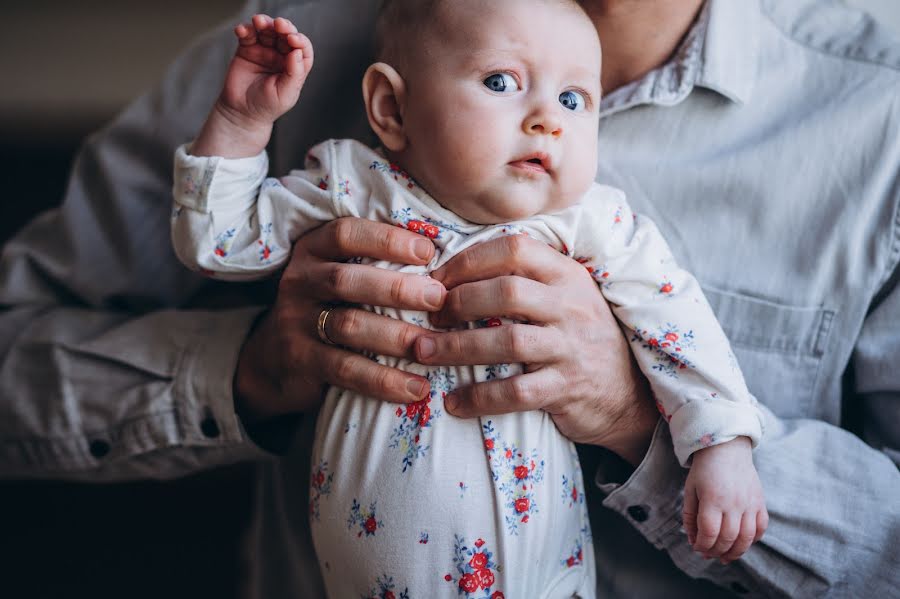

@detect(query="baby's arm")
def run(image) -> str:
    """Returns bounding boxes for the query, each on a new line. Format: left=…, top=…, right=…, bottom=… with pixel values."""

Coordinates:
left=171, top=15, right=340, bottom=280
left=192, top=14, right=313, bottom=159
left=564, top=187, right=767, bottom=562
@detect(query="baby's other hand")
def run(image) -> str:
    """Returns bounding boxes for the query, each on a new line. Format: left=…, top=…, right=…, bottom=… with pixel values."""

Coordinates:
left=683, top=436, right=768, bottom=563
left=218, top=14, right=314, bottom=128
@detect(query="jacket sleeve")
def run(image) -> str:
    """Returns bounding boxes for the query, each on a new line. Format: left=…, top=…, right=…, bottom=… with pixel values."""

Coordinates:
left=593, top=251, right=900, bottom=598
left=0, top=1, right=281, bottom=481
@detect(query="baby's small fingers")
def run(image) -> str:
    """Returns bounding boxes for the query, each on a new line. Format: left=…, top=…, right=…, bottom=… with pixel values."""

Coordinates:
left=720, top=512, right=757, bottom=563
left=693, top=508, right=722, bottom=554
left=707, top=512, right=740, bottom=558
left=273, top=16, right=298, bottom=35
left=252, top=14, right=277, bottom=47
left=755, top=508, right=769, bottom=542
left=682, top=491, right=699, bottom=546
left=286, top=31, right=312, bottom=50
left=234, top=23, right=257, bottom=45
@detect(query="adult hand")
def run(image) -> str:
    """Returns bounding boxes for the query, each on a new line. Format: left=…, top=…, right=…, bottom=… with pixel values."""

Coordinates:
left=420, top=235, right=658, bottom=465
left=233, top=217, right=446, bottom=421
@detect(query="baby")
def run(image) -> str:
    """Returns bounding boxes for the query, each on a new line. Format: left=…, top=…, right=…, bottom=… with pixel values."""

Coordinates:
left=171, top=0, right=767, bottom=597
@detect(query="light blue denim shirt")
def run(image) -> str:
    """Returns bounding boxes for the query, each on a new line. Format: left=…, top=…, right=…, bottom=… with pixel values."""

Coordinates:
left=0, top=0, right=898, bottom=597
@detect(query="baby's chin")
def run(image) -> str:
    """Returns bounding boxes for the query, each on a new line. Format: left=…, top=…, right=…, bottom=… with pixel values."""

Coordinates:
left=450, top=189, right=565, bottom=225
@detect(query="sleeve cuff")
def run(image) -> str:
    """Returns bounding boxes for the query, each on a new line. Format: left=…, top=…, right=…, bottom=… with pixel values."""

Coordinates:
left=173, top=143, right=269, bottom=213
left=596, top=419, right=687, bottom=547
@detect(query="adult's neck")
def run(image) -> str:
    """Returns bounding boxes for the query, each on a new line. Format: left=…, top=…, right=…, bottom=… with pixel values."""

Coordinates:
left=581, top=0, right=706, bottom=94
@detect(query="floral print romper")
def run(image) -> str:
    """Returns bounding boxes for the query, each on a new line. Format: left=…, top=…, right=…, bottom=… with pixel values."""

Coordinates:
left=172, top=139, right=764, bottom=598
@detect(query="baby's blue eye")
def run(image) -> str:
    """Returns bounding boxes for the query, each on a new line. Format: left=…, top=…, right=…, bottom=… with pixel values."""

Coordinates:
left=483, top=73, right=519, bottom=93
left=559, top=90, right=586, bottom=111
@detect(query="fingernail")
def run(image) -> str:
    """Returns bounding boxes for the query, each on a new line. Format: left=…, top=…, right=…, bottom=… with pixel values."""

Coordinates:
left=413, top=239, right=432, bottom=262
left=418, top=337, right=436, bottom=360
left=444, top=394, right=458, bottom=414
left=407, top=379, right=427, bottom=399
left=424, top=284, right=444, bottom=309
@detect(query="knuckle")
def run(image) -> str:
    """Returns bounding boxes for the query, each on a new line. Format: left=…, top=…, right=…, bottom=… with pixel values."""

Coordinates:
left=331, top=219, right=358, bottom=254
left=371, top=368, right=394, bottom=397
left=326, top=263, right=353, bottom=296
left=504, top=234, right=528, bottom=261
left=333, top=354, right=356, bottom=383
left=389, top=275, right=409, bottom=305
left=507, top=377, right=532, bottom=407
left=499, top=276, right=522, bottom=305
left=334, top=308, right=361, bottom=340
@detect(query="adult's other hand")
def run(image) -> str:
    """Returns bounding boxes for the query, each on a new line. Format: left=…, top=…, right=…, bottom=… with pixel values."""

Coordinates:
left=234, top=217, right=446, bottom=421
left=420, top=235, right=658, bottom=465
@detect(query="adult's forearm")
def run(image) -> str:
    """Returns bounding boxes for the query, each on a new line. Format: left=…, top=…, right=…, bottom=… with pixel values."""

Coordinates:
left=0, top=304, right=271, bottom=481
left=598, top=407, right=900, bottom=597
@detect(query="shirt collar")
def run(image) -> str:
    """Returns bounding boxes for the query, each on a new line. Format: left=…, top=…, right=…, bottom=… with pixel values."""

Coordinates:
left=600, top=0, right=760, bottom=116
left=697, top=0, right=760, bottom=105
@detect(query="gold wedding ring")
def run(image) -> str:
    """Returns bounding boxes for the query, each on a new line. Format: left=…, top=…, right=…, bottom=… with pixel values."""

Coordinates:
left=316, top=307, right=337, bottom=346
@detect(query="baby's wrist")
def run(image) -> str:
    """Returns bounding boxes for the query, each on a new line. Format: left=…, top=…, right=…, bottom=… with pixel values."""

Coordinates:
left=191, top=101, right=274, bottom=158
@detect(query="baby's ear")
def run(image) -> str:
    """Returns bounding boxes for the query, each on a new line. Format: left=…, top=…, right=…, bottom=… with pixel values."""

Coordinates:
left=362, top=62, right=408, bottom=152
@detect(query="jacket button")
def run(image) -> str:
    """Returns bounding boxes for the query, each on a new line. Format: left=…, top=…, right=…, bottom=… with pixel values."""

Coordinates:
left=627, top=504, right=650, bottom=522
left=200, top=417, right=220, bottom=439
left=89, top=440, right=110, bottom=458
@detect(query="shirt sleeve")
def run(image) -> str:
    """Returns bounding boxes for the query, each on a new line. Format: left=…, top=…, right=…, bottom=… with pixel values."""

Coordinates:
left=171, top=140, right=357, bottom=281
left=569, top=185, right=764, bottom=465
left=0, top=1, right=280, bottom=481
left=590, top=207, right=900, bottom=597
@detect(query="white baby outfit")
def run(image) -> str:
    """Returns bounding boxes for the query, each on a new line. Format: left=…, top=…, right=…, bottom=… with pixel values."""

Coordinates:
left=172, top=139, right=763, bottom=599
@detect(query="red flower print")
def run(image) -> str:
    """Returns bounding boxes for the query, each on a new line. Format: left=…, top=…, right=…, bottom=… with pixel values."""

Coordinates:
left=491, top=593, right=505, bottom=599
left=384, top=592, right=395, bottom=599
left=423, top=224, right=440, bottom=239
left=314, top=470, right=325, bottom=487
left=484, top=438, right=494, bottom=450
left=521, top=515, right=529, bottom=523
left=418, top=404, right=431, bottom=426
left=566, top=556, right=576, bottom=567
left=578, top=549, right=583, bottom=561
left=395, top=407, right=403, bottom=417
left=648, top=338, right=659, bottom=347
left=444, top=574, right=453, bottom=582
left=660, top=282, right=673, bottom=294
left=571, top=485, right=578, bottom=502
left=665, top=332, right=679, bottom=342
left=214, top=248, right=225, bottom=257
left=486, top=317, right=503, bottom=327
left=406, top=403, right=419, bottom=419
left=474, top=538, right=485, bottom=548
left=459, top=573, right=479, bottom=593
left=476, top=568, right=495, bottom=589
left=514, top=498, right=530, bottom=513
left=514, top=465, right=529, bottom=480
left=469, top=552, right=488, bottom=570
left=505, top=449, right=513, bottom=459
left=365, top=517, right=378, bottom=534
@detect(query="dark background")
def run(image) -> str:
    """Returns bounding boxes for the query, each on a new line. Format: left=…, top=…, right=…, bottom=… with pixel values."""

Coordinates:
left=0, top=3, right=251, bottom=598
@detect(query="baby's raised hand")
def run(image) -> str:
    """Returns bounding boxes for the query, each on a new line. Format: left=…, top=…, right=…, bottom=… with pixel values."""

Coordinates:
left=682, top=436, right=768, bottom=563
left=218, top=14, right=314, bottom=127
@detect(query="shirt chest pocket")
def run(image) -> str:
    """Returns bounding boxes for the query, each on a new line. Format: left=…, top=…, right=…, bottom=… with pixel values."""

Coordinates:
left=703, top=287, right=835, bottom=419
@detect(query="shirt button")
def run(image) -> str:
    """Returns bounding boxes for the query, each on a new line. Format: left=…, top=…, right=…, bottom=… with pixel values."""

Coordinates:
left=89, top=440, right=110, bottom=458
left=627, top=504, right=650, bottom=523
left=200, top=417, right=220, bottom=439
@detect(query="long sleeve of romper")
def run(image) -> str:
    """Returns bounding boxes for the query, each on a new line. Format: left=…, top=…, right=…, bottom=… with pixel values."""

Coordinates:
left=171, top=140, right=360, bottom=281
left=565, top=185, right=764, bottom=465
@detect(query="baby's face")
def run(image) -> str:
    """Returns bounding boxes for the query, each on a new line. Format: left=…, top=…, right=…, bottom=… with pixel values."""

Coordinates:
left=395, top=0, right=602, bottom=224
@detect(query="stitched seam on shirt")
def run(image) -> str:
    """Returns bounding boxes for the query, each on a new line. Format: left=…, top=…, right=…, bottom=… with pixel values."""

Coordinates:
left=760, top=5, right=900, bottom=73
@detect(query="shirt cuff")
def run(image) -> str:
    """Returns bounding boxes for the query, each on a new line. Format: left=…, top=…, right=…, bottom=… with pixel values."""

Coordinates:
left=175, top=306, right=274, bottom=458
left=596, top=419, right=687, bottom=548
